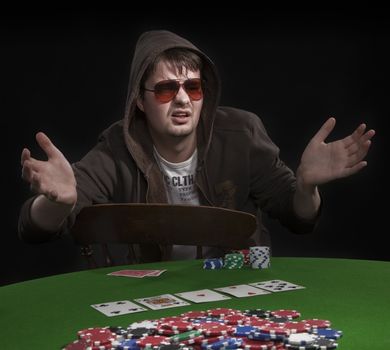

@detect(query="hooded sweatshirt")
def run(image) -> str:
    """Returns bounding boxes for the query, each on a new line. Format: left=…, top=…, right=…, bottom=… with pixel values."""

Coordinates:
left=18, top=30, right=318, bottom=262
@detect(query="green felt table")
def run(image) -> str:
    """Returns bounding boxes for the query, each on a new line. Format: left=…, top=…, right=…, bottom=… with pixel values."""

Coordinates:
left=1, top=257, right=389, bottom=349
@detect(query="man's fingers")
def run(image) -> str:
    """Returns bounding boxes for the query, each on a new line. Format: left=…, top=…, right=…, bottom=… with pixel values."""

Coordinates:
left=21, top=148, right=31, bottom=166
left=35, top=132, right=61, bottom=160
left=312, top=117, right=336, bottom=143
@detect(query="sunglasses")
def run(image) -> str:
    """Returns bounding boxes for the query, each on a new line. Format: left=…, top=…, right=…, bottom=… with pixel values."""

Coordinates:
left=143, top=78, right=203, bottom=103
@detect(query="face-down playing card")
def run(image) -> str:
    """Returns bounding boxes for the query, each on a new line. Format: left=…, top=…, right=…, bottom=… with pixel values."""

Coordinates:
left=91, top=300, right=147, bottom=317
left=134, top=294, right=190, bottom=310
left=250, top=279, right=305, bottom=292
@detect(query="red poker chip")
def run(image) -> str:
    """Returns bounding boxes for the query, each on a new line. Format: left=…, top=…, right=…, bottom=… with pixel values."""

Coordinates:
left=247, top=318, right=273, bottom=327
left=62, top=339, right=89, bottom=350
left=179, top=335, right=205, bottom=345
left=242, top=338, right=278, bottom=350
left=198, top=323, right=234, bottom=336
left=77, top=327, right=115, bottom=345
left=157, top=328, right=180, bottom=335
left=159, top=316, right=187, bottom=324
left=137, top=335, right=170, bottom=348
left=88, top=343, right=113, bottom=350
left=200, top=335, right=226, bottom=344
left=282, top=321, right=311, bottom=333
left=303, top=319, right=331, bottom=329
left=223, top=314, right=250, bottom=325
left=270, top=309, right=301, bottom=319
left=258, top=325, right=290, bottom=336
left=160, top=320, right=196, bottom=331
left=207, top=308, right=240, bottom=318
left=181, top=311, right=208, bottom=320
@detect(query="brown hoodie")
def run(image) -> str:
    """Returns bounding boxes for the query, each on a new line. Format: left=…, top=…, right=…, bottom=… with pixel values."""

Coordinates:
left=18, top=30, right=318, bottom=261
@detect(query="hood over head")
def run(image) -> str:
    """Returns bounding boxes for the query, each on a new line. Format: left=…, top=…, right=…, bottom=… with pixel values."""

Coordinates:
left=123, top=30, right=220, bottom=175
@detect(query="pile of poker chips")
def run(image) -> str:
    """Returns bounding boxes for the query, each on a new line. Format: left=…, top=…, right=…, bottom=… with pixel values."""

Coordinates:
left=203, top=247, right=271, bottom=270
left=62, top=307, right=343, bottom=349
left=249, top=247, right=270, bottom=269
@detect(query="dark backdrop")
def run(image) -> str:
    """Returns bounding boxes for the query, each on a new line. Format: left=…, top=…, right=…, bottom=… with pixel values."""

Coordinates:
left=2, top=11, right=389, bottom=286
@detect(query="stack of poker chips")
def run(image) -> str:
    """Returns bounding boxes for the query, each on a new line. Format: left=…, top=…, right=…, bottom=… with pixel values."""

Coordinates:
left=62, top=307, right=343, bottom=349
left=249, top=246, right=270, bottom=269
left=203, top=258, right=224, bottom=270
left=223, top=254, right=245, bottom=269
left=203, top=247, right=271, bottom=270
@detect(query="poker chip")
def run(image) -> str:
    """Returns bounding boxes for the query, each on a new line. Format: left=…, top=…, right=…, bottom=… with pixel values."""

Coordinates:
left=313, top=337, right=338, bottom=349
left=243, top=309, right=270, bottom=318
left=282, top=322, right=311, bottom=334
left=207, top=308, right=240, bottom=318
left=233, top=325, right=256, bottom=337
left=181, top=311, right=208, bottom=320
left=109, top=326, right=129, bottom=340
left=136, top=335, right=170, bottom=348
left=223, top=314, right=250, bottom=325
left=169, top=330, right=203, bottom=343
left=128, top=327, right=155, bottom=338
left=270, top=309, right=301, bottom=320
left=203, top=258, right=224, bottom=269
left=223, top=253, right=244, bottom=269
left=66, top=301, right=344, bottom=349
left=129, top=321, right=158, bottom=330
left=160, top=320, right=196, bottom=331
left=78, top=327, right=115, bottom=346
left=62, top=339, right=89, bottom=350
left=302, top=319, right=332, bottom=329
left=267, top=316, right=290, bottom=323
left=285, top=333, right=316, bottom=346
left=157, top=345, right=185, bottom=350
left=242, top=338, right=279, bottom=350
left=198, top=322, right=234, bottom=336
left=311, top=328, right=343, bottom=339
left=115, top=338, right=140, bottom=350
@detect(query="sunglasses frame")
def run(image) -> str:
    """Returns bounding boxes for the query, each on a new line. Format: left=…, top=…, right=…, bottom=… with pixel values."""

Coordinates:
left=143, top=78, right=203, bottom=103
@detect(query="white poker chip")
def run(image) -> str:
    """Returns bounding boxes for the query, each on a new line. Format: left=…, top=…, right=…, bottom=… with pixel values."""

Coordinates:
left=286, top=333, right=317, bottom=346
left=128, top=321, right=158, bottom=330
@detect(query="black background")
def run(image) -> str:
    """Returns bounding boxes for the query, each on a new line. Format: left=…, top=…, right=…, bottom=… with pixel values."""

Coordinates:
left=2, top=10, right=389, bottom=286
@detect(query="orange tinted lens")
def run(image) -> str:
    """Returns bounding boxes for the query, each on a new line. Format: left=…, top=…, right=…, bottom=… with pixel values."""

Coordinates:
left=154, top=81, right=180, bottom=103
left=184, top=79, right=203, bottom=100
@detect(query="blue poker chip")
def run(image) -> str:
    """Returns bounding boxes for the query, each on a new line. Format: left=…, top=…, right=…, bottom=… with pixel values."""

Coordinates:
left=233, top=326, right=256, bottom=337
left=116, top=338, right=141, bottom=350
left=312, top=328, right=343, bottom=339
left=203, top=258, right=224, bottom=269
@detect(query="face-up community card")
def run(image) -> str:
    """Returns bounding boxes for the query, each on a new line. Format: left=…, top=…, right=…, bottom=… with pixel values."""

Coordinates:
left=175, top=289, right=231, bottom=303
left=214, top=284, right=271, bottom=298
left=107, top=269, right=166, bottom=278
left=91, top=300, right=146, bottom=317
left=250, top=279, right=305, bottom=292
left=134, top=294, right=190, bottom=310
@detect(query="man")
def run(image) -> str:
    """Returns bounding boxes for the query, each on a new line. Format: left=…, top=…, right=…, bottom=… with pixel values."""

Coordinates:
left=19, top=30, right=375, bottom=262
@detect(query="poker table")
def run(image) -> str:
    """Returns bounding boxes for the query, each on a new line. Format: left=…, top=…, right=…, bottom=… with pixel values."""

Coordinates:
left=1, top=257, right=389, bottom=349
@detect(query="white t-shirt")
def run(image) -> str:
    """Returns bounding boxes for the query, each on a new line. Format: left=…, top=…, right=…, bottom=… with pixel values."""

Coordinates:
left=153, top=147, right=200, bottom=206
left=153, top=147, right=222, bottom=260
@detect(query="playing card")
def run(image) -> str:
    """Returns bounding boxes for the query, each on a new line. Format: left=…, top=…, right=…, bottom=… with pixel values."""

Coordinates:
left=91, top=300, right=146, bottom=317
left=250, top=279, right=305, bottom=292
left=214, top=284, right=271, bottom=298
left=175, top=289, right=231, bottom=303
left=107, top=269, right=166, bottom=278
left=134, top=294, right=190, bottom=310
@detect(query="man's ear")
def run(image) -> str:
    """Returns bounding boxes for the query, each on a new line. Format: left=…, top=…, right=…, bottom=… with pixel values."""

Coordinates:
left=136, top=96, right=145, bottom=112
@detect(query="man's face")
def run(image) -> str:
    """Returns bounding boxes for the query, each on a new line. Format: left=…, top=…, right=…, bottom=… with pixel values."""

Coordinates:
left=137, top=60, right=203, bottom=143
